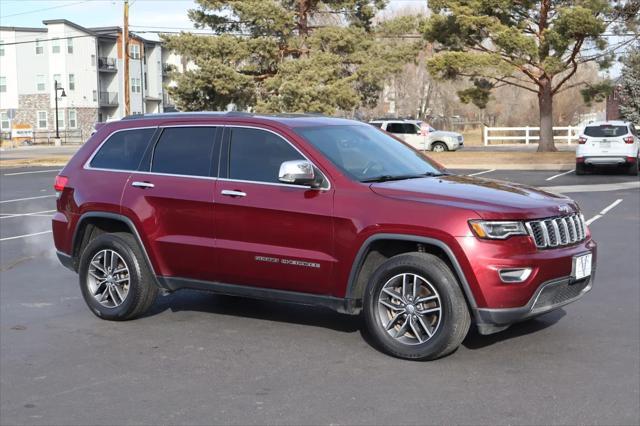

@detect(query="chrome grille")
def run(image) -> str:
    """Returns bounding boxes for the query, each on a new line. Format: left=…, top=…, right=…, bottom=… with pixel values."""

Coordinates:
left=526, top=214, right=586, bottom=249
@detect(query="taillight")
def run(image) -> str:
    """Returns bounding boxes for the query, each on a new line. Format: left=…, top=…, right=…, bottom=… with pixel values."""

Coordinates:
left=623, top=136, right=634, bottom=144
left=578, top=137, right=587, bottom=144
left=54, top=175, right=68, bottom=193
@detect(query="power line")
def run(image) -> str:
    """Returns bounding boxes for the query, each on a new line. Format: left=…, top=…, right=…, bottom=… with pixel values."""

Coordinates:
left=0, top=0, right=92, bottom=19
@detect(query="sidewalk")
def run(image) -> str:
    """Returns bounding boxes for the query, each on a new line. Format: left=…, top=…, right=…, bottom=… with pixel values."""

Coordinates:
left=0, top=145, right=577, bottom=170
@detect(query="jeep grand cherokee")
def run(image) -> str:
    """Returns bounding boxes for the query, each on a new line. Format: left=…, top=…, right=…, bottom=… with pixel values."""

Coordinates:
left=53, top=112, right=596, bottom=360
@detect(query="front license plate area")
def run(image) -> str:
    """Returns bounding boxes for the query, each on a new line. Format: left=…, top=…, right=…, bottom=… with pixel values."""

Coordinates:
left=572, top=253, right=592, bottom=281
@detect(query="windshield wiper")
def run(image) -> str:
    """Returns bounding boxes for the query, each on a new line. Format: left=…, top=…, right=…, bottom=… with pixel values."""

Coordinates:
left=361, top=172, right=444, bottom=183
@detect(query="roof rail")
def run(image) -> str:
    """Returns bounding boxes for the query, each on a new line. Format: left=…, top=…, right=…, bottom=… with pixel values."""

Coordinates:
left=120, top=111, right=329, bottom=120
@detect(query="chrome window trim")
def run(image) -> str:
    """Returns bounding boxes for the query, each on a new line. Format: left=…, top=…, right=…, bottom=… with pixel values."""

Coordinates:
left=223, top=124, right=331, bottom=191
left=83, top=123, right=332, bottom=189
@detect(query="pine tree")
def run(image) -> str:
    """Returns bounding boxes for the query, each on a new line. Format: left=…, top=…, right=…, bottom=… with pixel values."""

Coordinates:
left=619, top=48, right=640, bottom=124
left=163, top=0, right=421, bottom=114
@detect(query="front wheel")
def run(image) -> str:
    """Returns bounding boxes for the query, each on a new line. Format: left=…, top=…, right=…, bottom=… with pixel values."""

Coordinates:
left=363, top=253, right=470, bottom=360
left=431, top=142, right=448, bottom=152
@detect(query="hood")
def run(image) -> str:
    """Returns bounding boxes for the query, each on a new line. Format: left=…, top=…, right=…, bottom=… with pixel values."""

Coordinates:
left=430, top=130, right=460, bottom=138
left=370, top=175, right=578, bottom=220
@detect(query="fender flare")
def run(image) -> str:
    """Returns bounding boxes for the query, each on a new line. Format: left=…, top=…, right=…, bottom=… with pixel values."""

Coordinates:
left=72, top=212, right=164, bottom=288
left=344, top=233, right=479, bottom=313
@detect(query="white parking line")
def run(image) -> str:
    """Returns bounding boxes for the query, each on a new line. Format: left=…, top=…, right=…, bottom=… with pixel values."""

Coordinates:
left=467, top=169, right=496, bottom=177
left=0, top=210, right=56, bottom=220
left=0, top=195, right=56, bottom=204
left=585, top=198, right=623, bottom=226
left=0, top=230, right=52, bottom=242
left=3, top=169, right=61, bottom=176
left=546, top=169, right=575, bottom=181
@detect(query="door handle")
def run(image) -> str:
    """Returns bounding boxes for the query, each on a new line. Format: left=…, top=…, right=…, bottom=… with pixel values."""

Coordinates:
left=221, top=189, right=247, bottom=197
left=131, top=181, right=155, bottom=189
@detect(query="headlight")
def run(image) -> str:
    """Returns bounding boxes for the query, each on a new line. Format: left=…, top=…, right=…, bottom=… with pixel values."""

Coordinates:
left=469, top=220, right=528, bottom=240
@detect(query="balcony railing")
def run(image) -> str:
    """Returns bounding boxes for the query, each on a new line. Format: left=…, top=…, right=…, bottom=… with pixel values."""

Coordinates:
left=99, top=91, right=118, bottom=107
left=163, top=92, right=175, bottom=107
left=98, top=57, right=117, bottom=72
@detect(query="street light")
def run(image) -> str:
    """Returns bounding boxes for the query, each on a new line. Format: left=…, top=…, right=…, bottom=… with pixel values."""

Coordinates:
left=54, top=79, right=66, bottom=139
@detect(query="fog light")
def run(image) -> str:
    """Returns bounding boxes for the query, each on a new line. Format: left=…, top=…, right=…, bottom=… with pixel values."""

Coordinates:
left=499, top=268, right=532, bottom=283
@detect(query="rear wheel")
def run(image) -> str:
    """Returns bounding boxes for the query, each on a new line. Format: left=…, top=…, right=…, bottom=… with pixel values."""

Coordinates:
left=627, top=160, right=639, bottom=176
left=78, top=232, right=158, bottom=321
left=363, top=252, right=470, bottom=360
left=575, top=162, right=586, bottom=175
left=431, top=142, right=448, bottom=152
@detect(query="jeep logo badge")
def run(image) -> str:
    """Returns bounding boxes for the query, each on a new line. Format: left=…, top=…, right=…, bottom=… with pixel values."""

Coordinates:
left=558, top=205, right=571, bottom=214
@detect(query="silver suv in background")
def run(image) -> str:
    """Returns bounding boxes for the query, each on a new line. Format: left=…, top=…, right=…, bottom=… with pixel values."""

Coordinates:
left=369, top=119, right=464, bottom=152
left=576, top=121, right=639, bottom=175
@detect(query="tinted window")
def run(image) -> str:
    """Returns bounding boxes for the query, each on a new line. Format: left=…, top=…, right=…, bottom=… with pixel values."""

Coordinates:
left=386, top=123, right=418, bottom=134
left=296, top=125, right=442, bottom=182
left=228, top=128, right=304, bottom=183
left=90, top=128, right=155, bottom=170
left=584, top=125, right=629, bottom=137
left=369, top=122, right=383, bottom=129
left=152, top=127, right=217, bottom=177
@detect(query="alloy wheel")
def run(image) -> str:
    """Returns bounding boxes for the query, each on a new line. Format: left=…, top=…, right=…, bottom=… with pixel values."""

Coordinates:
left=87, top=249, right=131, bottom=308
left=376, top=273, right=442, bottom=345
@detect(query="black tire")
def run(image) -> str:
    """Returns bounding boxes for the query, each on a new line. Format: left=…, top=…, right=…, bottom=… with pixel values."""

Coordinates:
left=363, top=252, right=470, bottom=360
left=627, top=160, right=639, bottom=176
left=431, top=142, right=448, bottom=152
left=575, top=163, right=586, bottom=175
left=78, top=232, right=158, bottom=321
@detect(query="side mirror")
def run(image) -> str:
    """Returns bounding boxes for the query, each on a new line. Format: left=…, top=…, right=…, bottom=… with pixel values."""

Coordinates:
left=278, top=160, right=319, bottom=187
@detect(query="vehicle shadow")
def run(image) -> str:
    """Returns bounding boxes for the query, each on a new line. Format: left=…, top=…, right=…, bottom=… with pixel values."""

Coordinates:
left=462, top=309, right=566, bottom=350
left=146, top=289, right=363, bottom=333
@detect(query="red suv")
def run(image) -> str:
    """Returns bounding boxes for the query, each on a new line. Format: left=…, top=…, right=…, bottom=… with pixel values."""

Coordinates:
left=53, top=113, right=596, bottom=360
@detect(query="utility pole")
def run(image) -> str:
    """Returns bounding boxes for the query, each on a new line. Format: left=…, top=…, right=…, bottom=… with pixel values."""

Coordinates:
left=123, top=0, right=130, bottom=116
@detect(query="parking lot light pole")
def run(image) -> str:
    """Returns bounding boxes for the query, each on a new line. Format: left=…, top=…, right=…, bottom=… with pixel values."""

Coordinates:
left=54, top=80, right=66, bottom=145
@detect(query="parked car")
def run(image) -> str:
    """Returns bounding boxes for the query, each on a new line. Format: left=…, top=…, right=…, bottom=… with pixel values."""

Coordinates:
left=369, top=119, right=463, bottom=152
left=53, top=112, right=596, bottom=360
left=576, top=121, right=639, bottom=175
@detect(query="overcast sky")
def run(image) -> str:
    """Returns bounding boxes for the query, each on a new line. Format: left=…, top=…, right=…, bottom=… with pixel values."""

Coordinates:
left=0, top=0, right=428, bottom=31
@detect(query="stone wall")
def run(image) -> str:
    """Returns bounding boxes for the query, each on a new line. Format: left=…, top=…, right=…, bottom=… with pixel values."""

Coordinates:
left=1, top=94, right=97, bottom=144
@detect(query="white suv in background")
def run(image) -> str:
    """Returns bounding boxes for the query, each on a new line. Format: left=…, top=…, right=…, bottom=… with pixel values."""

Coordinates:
left=576, top=121, right=639, bottom=176
left=369, top=119, right=464, bottom=152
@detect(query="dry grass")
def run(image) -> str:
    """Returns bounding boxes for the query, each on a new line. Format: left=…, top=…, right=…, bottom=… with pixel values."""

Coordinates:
left=428, top=151, right=575, bottom=170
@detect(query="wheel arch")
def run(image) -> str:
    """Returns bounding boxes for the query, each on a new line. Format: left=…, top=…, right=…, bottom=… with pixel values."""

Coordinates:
left=345, top=234, right=478, bottom=317
left=71, top=213, right=161, bottom=287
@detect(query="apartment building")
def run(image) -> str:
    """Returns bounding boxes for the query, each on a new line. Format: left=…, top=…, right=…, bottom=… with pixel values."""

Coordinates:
left=0, top=19, right=177, bottom=141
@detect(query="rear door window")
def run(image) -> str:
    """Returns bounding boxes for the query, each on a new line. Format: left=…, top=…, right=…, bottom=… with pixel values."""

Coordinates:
left=227, top=127, right=304, bottom=183
left=387, top=123, right=419, bottom=134
left=584, top=125, right=629, bottom=137
left=151, top=127, right=218, bottom=177
left=90, top=128, right=156, bottom=170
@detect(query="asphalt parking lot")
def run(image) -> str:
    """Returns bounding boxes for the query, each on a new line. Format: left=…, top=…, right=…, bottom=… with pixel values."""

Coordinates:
left=1, top=166, right=638, bottom=425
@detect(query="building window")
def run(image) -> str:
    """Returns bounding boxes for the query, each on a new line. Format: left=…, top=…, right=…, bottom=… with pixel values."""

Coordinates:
left=36, top=75, right=46, bottom=92
left=57, top=111, right=65, bottom=129
left=35, top=39, right=43, bottom=55
left=0, top=76, right=6, bottom=93
left=37, top=111, right=48, bottom=129
left=68, top=110, right=77, bottom=129
left=68, top=74, right=75, bottom=91
left=130, top=44, right=140, bottom=59
left=53, top=74, right=61, bottom=89
left=0, top=112, right=9, bottom=130
left=91, top=54, right=96, bottom=66
left=52, top=38, right=60, bottom=54
left=67, top=37, right=73, bottom=54
left=93, top=90, right=97, bottom=102
left=131, top=77, right=141, bottom=93
left=0, top=40, right=4, bottom=57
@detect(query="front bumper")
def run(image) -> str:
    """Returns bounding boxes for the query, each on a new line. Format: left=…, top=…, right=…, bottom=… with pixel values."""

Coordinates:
left=475, top=274, right=593, bottom=334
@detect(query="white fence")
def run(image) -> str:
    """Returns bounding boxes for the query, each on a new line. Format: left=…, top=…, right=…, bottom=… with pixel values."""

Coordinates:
left=483, top=126, right=580, bottom=145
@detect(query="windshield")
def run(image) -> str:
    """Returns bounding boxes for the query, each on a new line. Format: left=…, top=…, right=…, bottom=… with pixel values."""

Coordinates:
left=584, top=125, right=629, bottom=137
left=295, top=124, right=444, bottom=182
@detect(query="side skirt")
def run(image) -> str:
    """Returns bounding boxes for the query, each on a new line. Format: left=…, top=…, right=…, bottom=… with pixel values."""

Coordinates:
left=157, top=276, right=362, bottom=315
